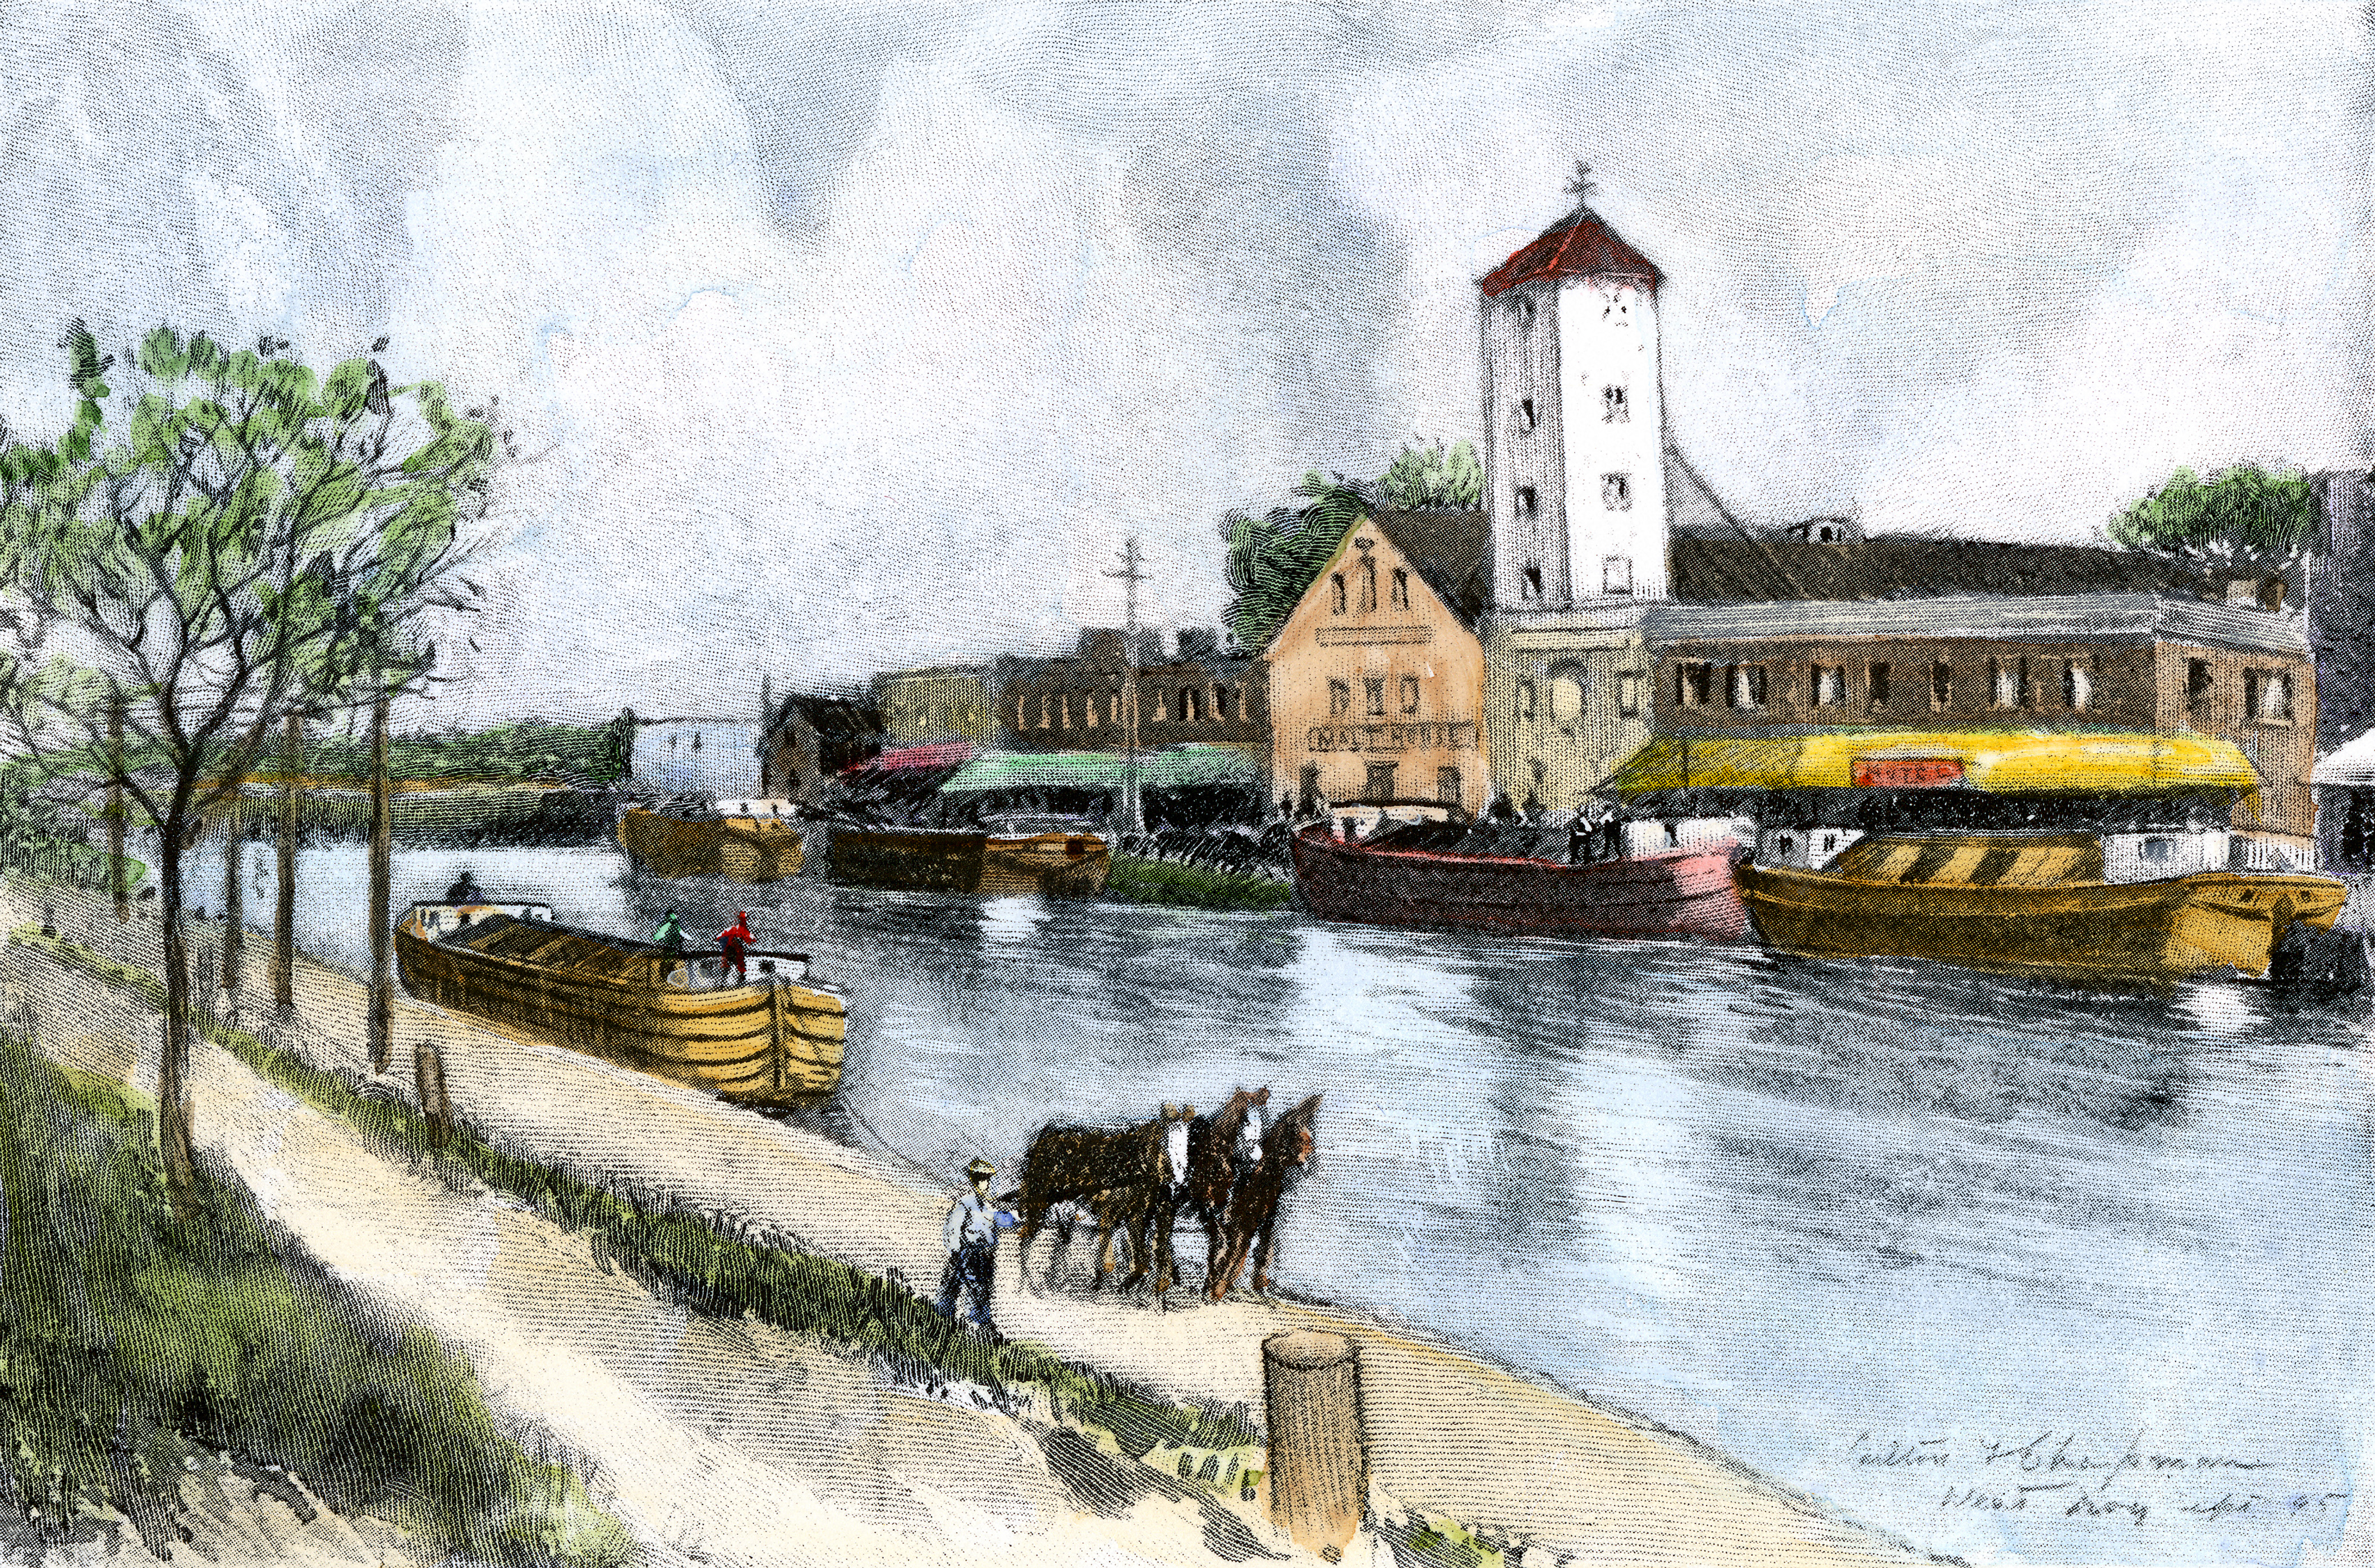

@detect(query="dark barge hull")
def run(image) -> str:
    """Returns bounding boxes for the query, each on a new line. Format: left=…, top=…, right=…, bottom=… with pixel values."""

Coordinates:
left=1289, top=826, right=1750, bottom=941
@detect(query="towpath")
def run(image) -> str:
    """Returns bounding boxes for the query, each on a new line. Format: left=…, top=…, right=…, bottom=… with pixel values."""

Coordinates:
left=12, top=884, right=1945, bottom=1568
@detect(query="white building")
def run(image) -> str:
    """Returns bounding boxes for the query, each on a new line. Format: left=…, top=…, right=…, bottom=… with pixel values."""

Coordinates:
left=631, top=717, right=761, bottom=798
left=1477, top=201, right=1671, bottom=811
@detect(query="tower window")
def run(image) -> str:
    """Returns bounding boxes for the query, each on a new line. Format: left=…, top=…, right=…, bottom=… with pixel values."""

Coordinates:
left=1522, top=563, right=1543, bottom=600
left=1390, top=568, right=1409, bottom=610
left=1617, top=672, right=1642, bottom=717
left=2187, top=659, right=2213, bottom=722
left=1516, top=485, right=1538, bottom=518
left=1517, top=679, right=1537, bottom=720
left=1603, top=385, right=1629, bottom=423
left=1364, top=677, right=1386, bottom=717
left=1601, top=473, right=1631, bottom=511
left=1358, top=561, right=1377, bottom=612
left=1400, top=675, right=1420, bottom=714
left=1519, top=398, right=1537, bottom=433
left=1328, top=679, right=1351, bottom=717
left=1602, top=554, right=1632, bottom=596
left=1330, top=573, right=1346, bottom=613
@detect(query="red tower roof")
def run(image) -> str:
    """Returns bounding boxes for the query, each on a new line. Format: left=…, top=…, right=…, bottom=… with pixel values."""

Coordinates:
left=1478, top=208, right=1661, bottom=297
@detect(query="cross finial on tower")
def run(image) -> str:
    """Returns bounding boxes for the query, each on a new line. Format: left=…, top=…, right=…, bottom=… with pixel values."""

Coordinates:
left=1564, top=159, right=1597, bottom=210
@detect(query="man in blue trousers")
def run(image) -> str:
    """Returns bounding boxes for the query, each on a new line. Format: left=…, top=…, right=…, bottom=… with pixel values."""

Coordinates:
left=936, top=1156, right=1017, bottom=1335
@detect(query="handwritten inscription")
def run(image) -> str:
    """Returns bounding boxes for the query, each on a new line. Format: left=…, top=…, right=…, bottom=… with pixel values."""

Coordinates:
left=1842, top=1430, right=2327, bottom=1534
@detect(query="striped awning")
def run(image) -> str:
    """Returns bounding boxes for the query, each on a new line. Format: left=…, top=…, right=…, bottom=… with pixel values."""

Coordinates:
left=1608, top=729, right=2263, bottom=799
left=939, top=745, right=1261, bottom=794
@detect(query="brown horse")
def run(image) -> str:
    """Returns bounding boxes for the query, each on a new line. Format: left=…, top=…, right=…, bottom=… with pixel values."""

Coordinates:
left=1207, top=1093, right=1320, bottom=1301
left=1179, top=1086, right=1268, bottom=1283
left=1016, top=1103, right=1194, bottom=1292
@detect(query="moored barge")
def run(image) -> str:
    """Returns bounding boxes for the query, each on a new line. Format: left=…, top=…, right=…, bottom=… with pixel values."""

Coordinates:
left=1290, top=819, right=1752, bottom=941
left=1611, top=730, right=2345, bottom=981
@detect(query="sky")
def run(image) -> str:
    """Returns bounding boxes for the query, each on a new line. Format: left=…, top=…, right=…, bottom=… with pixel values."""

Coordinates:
left=1, top=1, right=2368, bottom=724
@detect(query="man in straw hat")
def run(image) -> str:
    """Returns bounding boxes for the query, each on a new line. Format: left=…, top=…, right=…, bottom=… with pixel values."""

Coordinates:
left=936, top=1156, right=1019, bottom=1333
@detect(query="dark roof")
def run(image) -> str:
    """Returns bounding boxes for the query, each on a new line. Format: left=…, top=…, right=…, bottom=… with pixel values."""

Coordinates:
left=1669, top=536, right=2210, bottom=604
left=768, top=693, right=882, bottom=743
left=1479, top=208, right=1662, bottom=297
left=1370, top=509, right=1491, bottom=631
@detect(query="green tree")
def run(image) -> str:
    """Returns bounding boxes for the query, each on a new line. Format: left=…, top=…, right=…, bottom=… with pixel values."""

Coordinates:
left=1378, top=436, right=1482, bottom=512
left=2108, top=462, right=2320, bottom=585
left=1219, top=473, right=1374, bottom=654
left=0, top=323, right=494, bottom=1205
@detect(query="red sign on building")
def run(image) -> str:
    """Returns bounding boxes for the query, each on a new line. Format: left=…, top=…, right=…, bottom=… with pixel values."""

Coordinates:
left=1851, top=756, right=1965, bottom=790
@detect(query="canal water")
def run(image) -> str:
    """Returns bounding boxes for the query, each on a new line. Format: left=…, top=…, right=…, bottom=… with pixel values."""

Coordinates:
left=184, top=837, right=2373, bottom=1567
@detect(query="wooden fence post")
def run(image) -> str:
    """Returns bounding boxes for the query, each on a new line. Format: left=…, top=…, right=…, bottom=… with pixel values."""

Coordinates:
left=1263, top=1330, right=1367, bottom=1560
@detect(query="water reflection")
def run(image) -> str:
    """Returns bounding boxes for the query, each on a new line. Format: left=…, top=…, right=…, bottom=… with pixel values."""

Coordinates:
left=184, top=840, right=2374, bottom=1567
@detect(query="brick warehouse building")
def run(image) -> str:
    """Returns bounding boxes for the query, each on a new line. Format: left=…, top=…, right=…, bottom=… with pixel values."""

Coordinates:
left=1645, top=594, right=2318, bottom=843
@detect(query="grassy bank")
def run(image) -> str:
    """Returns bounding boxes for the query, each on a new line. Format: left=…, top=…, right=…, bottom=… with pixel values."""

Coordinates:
left=240, top=784, right=616, bottom=849
left=0, top=1013, right=630, bottom=1565
left=1106, top=853, right=1295, bottom=913
left=1, top=836, right=143, bottom=894
left=11, top=927, right=1263, bottom=1478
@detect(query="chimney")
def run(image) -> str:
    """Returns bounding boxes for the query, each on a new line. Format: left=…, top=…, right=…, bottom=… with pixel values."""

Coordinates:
left=1176, top=626, right=1222, bottom=662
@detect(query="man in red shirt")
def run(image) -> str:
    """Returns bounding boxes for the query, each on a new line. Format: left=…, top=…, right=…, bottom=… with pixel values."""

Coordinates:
left=718, top=911, right=754, bottom=984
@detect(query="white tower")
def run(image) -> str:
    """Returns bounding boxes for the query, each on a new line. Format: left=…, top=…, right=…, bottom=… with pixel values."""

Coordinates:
left=1480, top=194, right=1667, bottom=609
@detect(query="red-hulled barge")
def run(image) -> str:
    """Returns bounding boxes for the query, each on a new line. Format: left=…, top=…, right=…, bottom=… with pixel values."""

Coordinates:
left=1289, top=824, right=1751, bottom=942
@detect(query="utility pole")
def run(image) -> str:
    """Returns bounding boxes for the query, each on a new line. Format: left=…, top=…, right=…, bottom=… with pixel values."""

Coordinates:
left=1104, top=537, right=1150, bottom=833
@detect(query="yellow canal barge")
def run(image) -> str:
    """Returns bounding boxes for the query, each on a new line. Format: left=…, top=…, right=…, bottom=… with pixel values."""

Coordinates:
left=618, top=796, right=805, bottom=883
left=395, top=900, right=845, bottom=1102
left=1610, top=730, right=2345, bottom=981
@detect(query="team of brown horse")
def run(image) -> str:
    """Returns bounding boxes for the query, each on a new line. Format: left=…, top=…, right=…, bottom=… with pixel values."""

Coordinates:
left=1012, top=1087, right=1321, bottom=1301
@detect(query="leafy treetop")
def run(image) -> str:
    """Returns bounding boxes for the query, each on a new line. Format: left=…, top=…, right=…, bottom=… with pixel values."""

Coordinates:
left=2107, top=462, right=2321, bottom=579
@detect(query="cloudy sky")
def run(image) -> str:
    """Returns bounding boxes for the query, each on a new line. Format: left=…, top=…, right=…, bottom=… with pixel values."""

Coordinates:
left=2, top=1, right=2367, bottom=723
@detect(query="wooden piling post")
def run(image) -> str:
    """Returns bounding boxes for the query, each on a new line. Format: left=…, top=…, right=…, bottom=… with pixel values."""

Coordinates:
left=415, top=1030, right=452, bottom=1148
left=1262, top=1331, right=1367, bottom=1560
left=273, top=712, right=300, bottom=1013
left=366, top=689, right=393, bottom=1074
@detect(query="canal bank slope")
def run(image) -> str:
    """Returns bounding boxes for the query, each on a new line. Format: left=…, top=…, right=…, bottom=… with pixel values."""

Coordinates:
left=13, top=883, right=1947, bottom=1568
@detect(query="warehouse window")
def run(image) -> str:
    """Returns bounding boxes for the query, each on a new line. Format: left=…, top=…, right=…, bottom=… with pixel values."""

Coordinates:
left=1931, top=661, right=1952, bottom=712
left=1868, top=662, right=1891, bottom=713
left=1727, top=664, right=1768, bottom=711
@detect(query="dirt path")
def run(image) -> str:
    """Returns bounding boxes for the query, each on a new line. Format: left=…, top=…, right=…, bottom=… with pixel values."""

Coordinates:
left=17, top=886, right=1945, bottom=1567
left=5, top=921, right=1283, bottom=1568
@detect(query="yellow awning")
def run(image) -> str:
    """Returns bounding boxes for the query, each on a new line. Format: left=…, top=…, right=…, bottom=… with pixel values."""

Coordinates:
left=1606, top=729, right=2263, bottom=799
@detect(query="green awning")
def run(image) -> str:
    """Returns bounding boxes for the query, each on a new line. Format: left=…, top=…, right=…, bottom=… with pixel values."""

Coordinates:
left=940, top=745, right=1262, bottom=794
